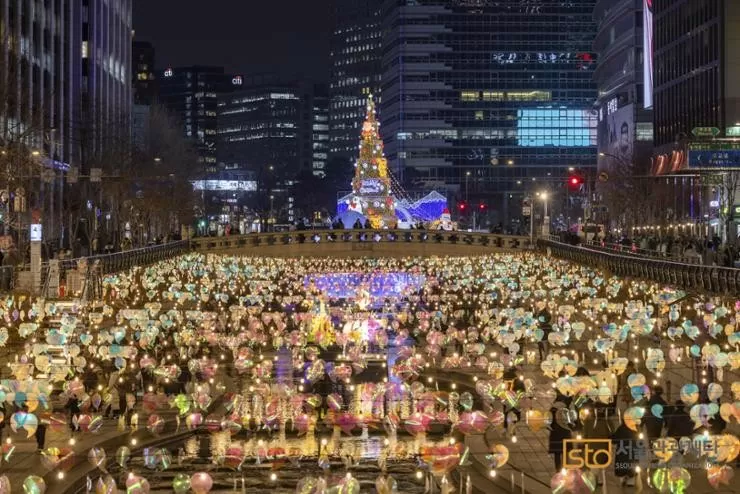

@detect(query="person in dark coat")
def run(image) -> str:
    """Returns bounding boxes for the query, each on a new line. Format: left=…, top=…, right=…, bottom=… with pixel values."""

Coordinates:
left=65, top=395, right=80, bottom=432
left=535, top=300, right=552, bottom=360
left=644, top=385, right=667, bottom=440
left=35, top=416, right=47, bottom=451
left=548, top=408, right=572, bottom=472
left=665, top=400, right=694, bottom=448
left=611, top=422, right=638, bottom=486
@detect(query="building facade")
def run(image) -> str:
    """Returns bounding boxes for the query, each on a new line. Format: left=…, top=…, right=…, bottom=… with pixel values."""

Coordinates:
left=311, top=86, right=330, bottom=177
left=593, top=0, right=653, bottom=174
left=380, top=0, right=598, bottom=224
left=217, top=79, right=307, bottom=176
left=329, top=0, right=383, bottom=164
left=132, top=41, right=156, bottom=105
left=0, top=0, right=132, bottom=165
left=653, top=0, right=740, bottom=171
left=158, top=65, right=242, bottom=173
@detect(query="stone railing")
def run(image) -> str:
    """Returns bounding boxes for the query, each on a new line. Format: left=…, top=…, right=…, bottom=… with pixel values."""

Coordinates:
left=541, top=238, right=740, bottom=294
left=189, top=230, right=533, bottom=257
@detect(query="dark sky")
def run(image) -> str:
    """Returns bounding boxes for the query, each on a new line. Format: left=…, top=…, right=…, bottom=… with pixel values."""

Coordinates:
left=133, top=0, right=332, bottom=83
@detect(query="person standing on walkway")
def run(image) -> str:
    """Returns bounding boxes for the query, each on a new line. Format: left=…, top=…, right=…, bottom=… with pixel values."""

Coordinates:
left=535, top=300, right=552, bottom=361
left=35, top=415, right=47, bottom=451
left=611, top=421, right=638, bottom=487
left=65, top=395, right=80, bottom=432
left=644, top=385, right=667, bottom=440
left=549, top=406, right=572, bottom=471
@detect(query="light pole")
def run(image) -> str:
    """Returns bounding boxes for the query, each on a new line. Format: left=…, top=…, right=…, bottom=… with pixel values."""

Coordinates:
left=465, top=171, right=471, bottom=202
left=269, top=195, right=275, bottom=231
left=538, top=191, right=549, bottom=236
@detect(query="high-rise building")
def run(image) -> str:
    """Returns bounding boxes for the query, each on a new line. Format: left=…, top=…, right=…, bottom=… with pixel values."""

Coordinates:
left=132, top=41, right=157, bottom=105
left=0, top=0, right=133, bottom=165
left=311, top=86, right=330, bottom=177
left=593, top=0, right=653, bottom=175
left=158, top=66, right=243, bottom=172
left=652, top=0, right=740, bottom=173
left=380, top=0, right=599, bottom=223
left=217, top=78, right=306, bottom=176
left=329, top=0, right=383, bottom=164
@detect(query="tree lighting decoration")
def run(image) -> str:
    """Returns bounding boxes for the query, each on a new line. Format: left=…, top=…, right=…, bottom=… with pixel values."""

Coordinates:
left=349, top=95, right=397, bottom=228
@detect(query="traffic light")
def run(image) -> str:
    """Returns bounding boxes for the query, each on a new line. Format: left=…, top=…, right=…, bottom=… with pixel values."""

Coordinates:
left=458, top=202, right=467, bottom=211
left=479, top=202, right=486, bottom=211
left=568, top=175, right=584, bottom=189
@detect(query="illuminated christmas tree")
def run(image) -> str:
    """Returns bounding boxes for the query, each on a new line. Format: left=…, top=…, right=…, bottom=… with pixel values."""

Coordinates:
left=349, top=95, right=397, bottom=228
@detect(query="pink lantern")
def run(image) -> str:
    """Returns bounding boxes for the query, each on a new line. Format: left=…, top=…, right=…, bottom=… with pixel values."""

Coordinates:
left=190, top=472, right=213, bottom=494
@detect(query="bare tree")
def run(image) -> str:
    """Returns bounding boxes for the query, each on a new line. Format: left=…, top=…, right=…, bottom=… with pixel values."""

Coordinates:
left=706, top=171, right=740, bottom=244
left=124, top=105, right=197, bottom=244
left=0, top=30, right=54, bottom=260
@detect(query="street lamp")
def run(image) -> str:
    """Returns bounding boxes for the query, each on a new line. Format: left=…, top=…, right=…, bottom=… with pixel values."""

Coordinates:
left=538, top=191, right=550, bottom=236
left=465, top=171, right=471, bottom=202
left=598, top=152, right=630, bottom=168
left=269, top=195, right=275, bottom=231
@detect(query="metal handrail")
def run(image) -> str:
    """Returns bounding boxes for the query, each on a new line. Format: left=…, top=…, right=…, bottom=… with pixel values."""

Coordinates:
left=190, top=230, right=533, bottom=251
left=540, top=238, right=740, bottom=294
left=584, top=240, right=703, bottom=264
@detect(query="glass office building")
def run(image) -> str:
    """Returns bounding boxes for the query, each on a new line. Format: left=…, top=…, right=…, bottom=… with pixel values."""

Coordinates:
left=380, top=0, right=598, bottom=222
left=329, top=0, right=383, bottom=164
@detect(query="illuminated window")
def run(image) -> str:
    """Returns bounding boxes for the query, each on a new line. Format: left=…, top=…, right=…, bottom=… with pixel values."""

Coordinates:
left=517, top=109, right=596, bottom=147
left=482, top=91, right=504, bottom=101
left=474, top=111, right=485, bottom=121
left=507, top=91, right=551, bottom=102
left=461, top=91, right=479, bottom=102
left=636, top=123, right=653, bottom=141
left=81, top=41, right=88, bottom=59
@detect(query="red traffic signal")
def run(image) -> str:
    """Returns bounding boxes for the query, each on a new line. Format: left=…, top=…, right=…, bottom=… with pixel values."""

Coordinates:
left=479, top=203, right=486, bottom=210
left=458, top=202, right=466, bottom=210
left=568, top=175, right=584, bottom=188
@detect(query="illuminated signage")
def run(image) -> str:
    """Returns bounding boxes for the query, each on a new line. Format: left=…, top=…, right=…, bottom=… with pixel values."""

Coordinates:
left=688, top=143, right=740, bottom=169
left=606, top=98, right=618, bottom=116
left=232, top=76, right=243, bottom=85
left=491, top=52, right=594, bottom=68
left=164, top=68, right=173, bottom=78
left=191, top=180, right=257, bottom=192
left=30, top=224, right=42, bottom=242
left=358, top=179, right=385, bottom=195
left=727, top=126, right=740, bottom=137
left=643, top=0, right=654, bottom=108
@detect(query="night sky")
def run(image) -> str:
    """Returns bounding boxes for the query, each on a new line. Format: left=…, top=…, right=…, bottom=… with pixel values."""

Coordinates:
left=133, top=0, right=332, bottom=83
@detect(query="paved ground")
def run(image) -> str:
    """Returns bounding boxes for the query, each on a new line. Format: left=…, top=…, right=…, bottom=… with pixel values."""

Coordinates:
left=435, top=337, right=740, bottom=494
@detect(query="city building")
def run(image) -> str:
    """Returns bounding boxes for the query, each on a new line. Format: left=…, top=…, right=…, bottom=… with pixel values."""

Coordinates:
left=132, top=41, right=157, bottom=105
left=329, top=0, right=383, bottom=164
left=217, top=78, right=307, bottom=176
left=593, top=0, right=653, bottom=174
left=652, top=0, right=740, bottom=172
left=158, top=65, right=243, bottom=173
left=379, top=0, right=599, bottom=225
left=0, top=0, right=132, bottom=247
left=0, top=0, right=133, bottom=165
left=311, top=86, right=330, bottom=177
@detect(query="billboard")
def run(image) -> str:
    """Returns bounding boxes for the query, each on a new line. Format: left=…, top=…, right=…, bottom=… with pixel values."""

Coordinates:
left=643, top=0, right=654, bottom=108
left=598, top=102, right=634, bottom=169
